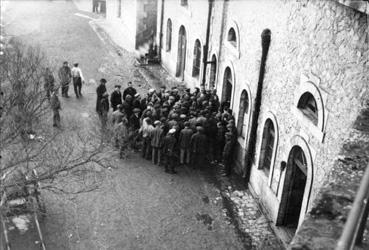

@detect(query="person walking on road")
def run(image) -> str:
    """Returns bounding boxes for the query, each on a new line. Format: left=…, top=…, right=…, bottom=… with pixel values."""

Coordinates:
left=71, top=63, right=85, bottom=98
left=110, top=85, right=123, bottom=111
left=43, top=67, right=55, bottom=101
left=50, top=89, right=61, bottom=128
left=58, top=61, right=72, bottom=98
left=96, top=78, right=107, bottom=112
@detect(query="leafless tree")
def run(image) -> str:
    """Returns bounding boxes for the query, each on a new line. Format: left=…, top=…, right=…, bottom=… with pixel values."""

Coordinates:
left=0, top=38, right=113, bottom=201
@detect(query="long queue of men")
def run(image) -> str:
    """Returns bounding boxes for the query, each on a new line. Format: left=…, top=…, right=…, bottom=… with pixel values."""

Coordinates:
left=96, top=79, right=237, bottom=176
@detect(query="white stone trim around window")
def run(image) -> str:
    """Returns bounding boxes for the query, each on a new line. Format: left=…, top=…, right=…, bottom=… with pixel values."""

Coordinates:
left=225, top=20, right=241, bottom=59
left=236, top=84, right=253, bottom=148
left=293, top=73, right=328, bottom=143
left=256, top=111, right=279, bottom=188
left=221, top=60, right=237, bottom=110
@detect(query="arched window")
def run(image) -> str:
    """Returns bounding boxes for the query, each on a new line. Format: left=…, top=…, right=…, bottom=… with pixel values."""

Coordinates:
left=258, top=119, right=275, bottom=176
left=227, top=28, right=237, bottom=47
left=166, top=19, right=172, bottom=52
left=192, top=39, right=201, bottom=78
left=297, top=92, right=318, bottom=126
left=237, top=90, right=249, bottom=138
left=222, top=67, right=233, bottom=103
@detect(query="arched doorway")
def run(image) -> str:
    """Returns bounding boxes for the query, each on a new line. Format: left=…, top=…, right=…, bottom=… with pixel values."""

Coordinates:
left=279, top=146, right=308, bottom=231
left=222, top=67, right=232, bottom=103
left=176, top=26, right=187, bottom=80
left=209, top=54, right=217, bottom=89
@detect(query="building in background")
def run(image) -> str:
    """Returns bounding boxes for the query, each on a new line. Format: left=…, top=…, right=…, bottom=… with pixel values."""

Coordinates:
left=156, top=0, right=368, bottom=242
left=105, top=0, right=369, bottom=247
left=106, top=0, right=157, bottom=52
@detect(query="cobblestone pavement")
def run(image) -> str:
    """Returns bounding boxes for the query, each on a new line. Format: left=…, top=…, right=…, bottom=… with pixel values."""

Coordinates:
left=3, top=1, right=283, bottom=249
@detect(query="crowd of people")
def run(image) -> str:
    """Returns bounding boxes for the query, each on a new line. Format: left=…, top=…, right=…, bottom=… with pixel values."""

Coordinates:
left=95, top=79, right=237, bottom=176
left=43, top=61, right=237, bottom=176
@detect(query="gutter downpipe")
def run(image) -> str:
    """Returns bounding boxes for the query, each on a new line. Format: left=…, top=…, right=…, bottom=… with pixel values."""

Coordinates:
left=244, top=29, right=271, bottom=182
left=158, top=0, right=165, bottom=61
left=201, top=0, right=214, bottom=87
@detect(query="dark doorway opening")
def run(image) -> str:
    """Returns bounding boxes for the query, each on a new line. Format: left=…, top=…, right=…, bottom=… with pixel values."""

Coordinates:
left=176, top=26, right=187, bottom=80
left=279, top=146, right=307, bottom=232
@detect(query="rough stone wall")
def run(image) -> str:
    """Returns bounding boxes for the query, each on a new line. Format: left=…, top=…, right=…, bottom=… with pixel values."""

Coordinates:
left=208, top=0, right=369, bottom=228
left=290, top=105, right=369, bottom=249
left=157, top=0, right=209, bottom=89
left=135, top=0, right=157, bottom=49
left=156, top=0, right=369, bottom=244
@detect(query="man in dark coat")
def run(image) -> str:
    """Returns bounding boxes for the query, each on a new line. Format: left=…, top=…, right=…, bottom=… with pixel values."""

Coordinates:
left=162, top=128, right=177, bottom=174
left=129, top=108, right=141, bottom=151
left=122, top=94, right=133, bottom=119
left=190, top=126, right=208, bottom=169
left=98, top=92, right=109, bottom=129
left=110, top=85, right=123, bottom=111
left=50, top=89, right=61, bottom=127
left=44, top=67, right=55, bottom=100
left=58, top=61, right=72, bottom=98
left=96, top=78, right=107, bottom=112
left=178, top=122, right=193, bottom=166
left=129, top=108, right=141, bottom=131
left=215, top=122, right=226, bottom=163
left=222, top=132, right=235, bottom=177
left=123, top=82, right=137, bottom=100
left=151, top=120, right=164, bottom=165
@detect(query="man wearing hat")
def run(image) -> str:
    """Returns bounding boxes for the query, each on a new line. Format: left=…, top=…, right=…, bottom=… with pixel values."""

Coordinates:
left=162, top=128, right=177, bottom=174
left=71, top=63, right=85, bottom=98
left=151, top=121, right=164, bottom=165
left=110, top=85, right=123, bottom=111
left=58, top=61, right=72, bottom=98
left=123, top=81, right=137, bottom=100
left=132, top=93, right=141, bottom=109
left=190, top=126, right=208, bottom=169
left=98, top=92, right=110, bottom=129
left=178, top=121, right=193, bottom=166
left=129, top=108, right=141, bottom=131
left=96, top=78, right=107, bottom=112
left=221, top=132, right=235, bottom=177
left=129, top=107, right=141, bottom=151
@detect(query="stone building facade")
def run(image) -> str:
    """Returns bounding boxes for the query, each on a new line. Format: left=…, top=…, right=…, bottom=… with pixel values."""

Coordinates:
left=106, top=0, right=157, bottom=51
left=155, top=0, right=369, bottom=245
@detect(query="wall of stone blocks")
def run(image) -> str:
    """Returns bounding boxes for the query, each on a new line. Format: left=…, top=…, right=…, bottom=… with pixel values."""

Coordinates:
left=157, top=0, right=209, bottom=89
left=155, top=0, right=369, bottom=232
left=208, top=0, right=369, bottom=226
